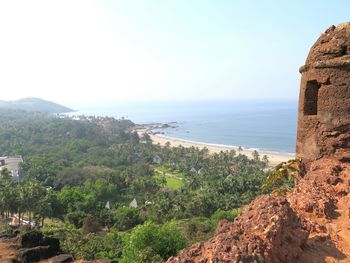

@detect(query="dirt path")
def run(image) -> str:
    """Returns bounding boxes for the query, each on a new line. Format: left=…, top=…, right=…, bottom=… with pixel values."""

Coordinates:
left=0, top=238, right=18, bottom=263
left=299, top=195, right=350, bottom=263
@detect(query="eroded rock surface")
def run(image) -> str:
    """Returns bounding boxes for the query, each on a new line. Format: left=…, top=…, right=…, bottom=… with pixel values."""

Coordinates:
left=168, top=157, right=350, bottom=263
left=297, top=23, right=350, bottom=165
left=168, top=195, right=308, bottom=263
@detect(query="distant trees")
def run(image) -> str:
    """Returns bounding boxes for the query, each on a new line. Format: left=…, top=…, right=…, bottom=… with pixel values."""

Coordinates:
left=0, top=177, right=49, bottom=225
left=0, top=108, right=273, bottom=261
left=0, top=168, right=11, bottom=179
left=141, top=133, right=152, bottom=143
left=112, top=207, right=142, bottom=231
left=0, top=109, right=137, bottom=187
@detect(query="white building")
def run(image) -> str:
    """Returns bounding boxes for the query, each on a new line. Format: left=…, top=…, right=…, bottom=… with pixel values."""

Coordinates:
left=152, top=155, right=162, bottom=164
left=0, top=156, right=24, bottom=181
left=129, top=198, right=138, bottom=208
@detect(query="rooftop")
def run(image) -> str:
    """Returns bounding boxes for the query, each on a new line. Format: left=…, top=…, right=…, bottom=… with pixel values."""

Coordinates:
left=0, top=156, right=23, bottom=174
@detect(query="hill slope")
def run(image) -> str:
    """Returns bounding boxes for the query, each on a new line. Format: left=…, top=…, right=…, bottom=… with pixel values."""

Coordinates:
left=0, top=98, right=73, bottom=113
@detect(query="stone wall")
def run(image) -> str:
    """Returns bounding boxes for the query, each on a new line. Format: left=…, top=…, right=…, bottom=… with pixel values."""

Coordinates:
left=297, top=23, right=350, bottom=165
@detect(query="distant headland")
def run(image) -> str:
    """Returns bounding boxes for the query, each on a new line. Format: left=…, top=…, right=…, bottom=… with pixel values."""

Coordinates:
left=0, top=97, right=74, bottom=113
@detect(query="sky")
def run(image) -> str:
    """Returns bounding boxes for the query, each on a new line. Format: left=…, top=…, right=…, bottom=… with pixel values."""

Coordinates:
left=0, top=0, right=350, bottom=107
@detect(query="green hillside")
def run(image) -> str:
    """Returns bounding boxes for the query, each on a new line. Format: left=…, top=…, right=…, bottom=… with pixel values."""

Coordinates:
left=0, top=97, right=73, bottom=113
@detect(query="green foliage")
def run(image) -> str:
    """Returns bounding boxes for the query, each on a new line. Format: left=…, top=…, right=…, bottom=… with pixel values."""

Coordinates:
left=155, top=166, right=184, bottom=190
left=65, top=211, right=88, bottom=228
left=0, top=109, right=136, bottom=186
left=177, top=217, right=215, bottom=244
left=0, top=109, right=274, bottom=261
left=99, top=231, right=124, bottom=260
left=113, top=206, right=142, bottom=231
left=132, top=247, right=164, bottom=263
left=0, top=221, right=12, bottom=233
left=0, top=168, right=11, bottom=179
left=262, top=157, right=303, bottom=195
left=121, top=221, right=187, bottom=262
left=82, top=216, right=101, bottom=233
left=210, top=209, right=241, bottom=225
left=163, top=176, right=183, bottom=190
left=61, top=229, right=123, bottom=261
left=41, top=218, right=71, bottom=239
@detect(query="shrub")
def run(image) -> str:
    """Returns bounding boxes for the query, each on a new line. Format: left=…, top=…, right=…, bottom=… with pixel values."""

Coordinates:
left=82, top=216, right=101, bottom=233
left=121, top=221, right=187, bottom=262
left=210, top=209, right=240, bottom=225
left=61, top=229, right=124, bottom=261
left=178, top=217, right=214, bottom=244
left=113, top=206, right=142, bottom=231
left=65, top=211, right=87, bottom=228
left=97, top=231, right=124, bottom=260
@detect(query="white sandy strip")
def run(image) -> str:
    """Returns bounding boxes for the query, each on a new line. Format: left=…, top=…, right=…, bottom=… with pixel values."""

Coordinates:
left=149, top=133, right=294, bottom=168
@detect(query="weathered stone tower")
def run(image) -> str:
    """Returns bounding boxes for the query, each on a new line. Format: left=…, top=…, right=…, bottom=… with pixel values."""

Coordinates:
left=297, top=23, right=350, bottom=164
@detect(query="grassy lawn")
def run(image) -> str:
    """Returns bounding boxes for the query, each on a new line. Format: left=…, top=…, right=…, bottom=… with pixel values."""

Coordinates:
left=163, top=176, right=184, bottom=190
left=154, top=165, right=185, bottom=190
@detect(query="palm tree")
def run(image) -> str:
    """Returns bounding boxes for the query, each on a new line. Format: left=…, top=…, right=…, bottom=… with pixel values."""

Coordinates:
left=0, top=168, right=11, bottom=180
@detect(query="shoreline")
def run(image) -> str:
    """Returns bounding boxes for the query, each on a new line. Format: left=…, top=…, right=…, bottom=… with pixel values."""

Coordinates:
left=134, top=124, right=295, bottom=167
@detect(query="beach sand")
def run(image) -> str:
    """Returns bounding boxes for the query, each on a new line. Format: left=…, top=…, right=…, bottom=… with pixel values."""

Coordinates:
left=133, top=124, right=295, bottom=168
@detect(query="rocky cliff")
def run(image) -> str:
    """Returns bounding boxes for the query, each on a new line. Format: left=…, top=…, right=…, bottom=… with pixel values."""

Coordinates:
left=167, top=157, right=350, bottom=263
left=168, top=23, right=350, bottom=263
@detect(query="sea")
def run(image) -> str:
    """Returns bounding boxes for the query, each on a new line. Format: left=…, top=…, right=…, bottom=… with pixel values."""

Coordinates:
left=69, top=100, right=298, bottom=155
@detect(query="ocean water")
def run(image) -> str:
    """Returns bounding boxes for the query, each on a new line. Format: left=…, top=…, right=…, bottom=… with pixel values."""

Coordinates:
left=70, top=100, right=298, bottom=154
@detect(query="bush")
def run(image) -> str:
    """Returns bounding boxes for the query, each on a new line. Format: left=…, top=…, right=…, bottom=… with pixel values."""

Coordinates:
left=0, top=221, right=12, bottom=233
left=178, top=217, right=214, bottom=244
left=132, top=247, right=164, bottom=263
left=61, top=230, right=124, bottom=261
left=121, top=221, right=187, bottom=262
left=97, top=231, right=124, bottom=260
left=210, top=209, right=240, bottom=225
left=62, top=231, right=103, bottom=260
left=65, top=211, right=87, bottom=228
left=82, top=216, right=101, bottom=233
left=113, top=206, right=142, bottom=231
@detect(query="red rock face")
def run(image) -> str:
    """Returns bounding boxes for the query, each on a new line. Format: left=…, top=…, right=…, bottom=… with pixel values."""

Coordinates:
left=167, top=195, right=309, bottom=263
left=297, top=23, right=350, bottom=164
left=167, top=157, right=350, bottom=263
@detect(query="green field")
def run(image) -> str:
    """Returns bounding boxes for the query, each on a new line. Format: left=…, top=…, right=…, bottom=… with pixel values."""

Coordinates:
left=163, top=176, right=183, bottom=190
left=154, top=165, right=185, bottom=190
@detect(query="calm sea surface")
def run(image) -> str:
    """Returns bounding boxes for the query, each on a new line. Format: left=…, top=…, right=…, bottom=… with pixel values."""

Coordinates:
left=70, top=100, right=298, bottom=154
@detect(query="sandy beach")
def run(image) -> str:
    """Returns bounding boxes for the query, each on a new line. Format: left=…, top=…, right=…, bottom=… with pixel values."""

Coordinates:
left=135, top=125, right=294, bottom=167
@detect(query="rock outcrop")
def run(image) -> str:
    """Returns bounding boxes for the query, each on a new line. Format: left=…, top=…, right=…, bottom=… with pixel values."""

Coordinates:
left=168, top=195, right=308, bottom=263
left=167, top=158, right=350, bottom=263
left=0, top=230, right=68, bottom=263
left=16, top=230, right=61, bottom=262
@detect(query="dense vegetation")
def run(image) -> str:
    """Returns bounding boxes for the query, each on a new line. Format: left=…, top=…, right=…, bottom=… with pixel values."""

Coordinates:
left=0, top=109, right=271, bottom=262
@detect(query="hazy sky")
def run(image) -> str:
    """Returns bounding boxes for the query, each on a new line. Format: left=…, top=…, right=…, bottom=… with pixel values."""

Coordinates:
left=1, top=1, right=349, bottom=106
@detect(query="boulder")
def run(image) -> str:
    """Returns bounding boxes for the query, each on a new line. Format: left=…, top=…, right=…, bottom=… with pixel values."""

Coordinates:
left=19, top=230, right=43, bottom=248
left=16, top=245, right=55, bottom=262
left=14, top=230, right=61, bottom=262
